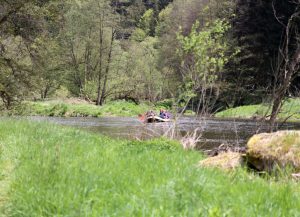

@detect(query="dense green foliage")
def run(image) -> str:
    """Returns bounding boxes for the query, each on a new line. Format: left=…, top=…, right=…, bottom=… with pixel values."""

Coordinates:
left=223, top=0, right=300, bottom=106
left=0, top=120, right=300, bottom=216
left=1, top=0, right=299, bottom=118
left=177, top=19, right=232, bottom=113
left=0, top=0, right=64, bottom=108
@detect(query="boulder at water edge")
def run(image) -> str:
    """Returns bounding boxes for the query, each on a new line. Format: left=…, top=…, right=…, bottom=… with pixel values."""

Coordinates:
left=199, top=152, right=244, bottom=170
left=246, top=131, right=300, bottom=172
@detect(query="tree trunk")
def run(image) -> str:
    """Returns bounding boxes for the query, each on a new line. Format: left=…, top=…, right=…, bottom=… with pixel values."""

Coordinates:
left=269, top=47, right=300, bottom=131
left=0, top=91, right=11, bottom=109
left=99, top=28, right=115, bottom=106
left=42, top=86, right=50, bottom=100
left=96, top=13, right=104, bottom=106
left=70, top=41, right=83, bottom=94
left=269, top=5, right=300, bottom=131
left=84, top=27, right=92, bottom=92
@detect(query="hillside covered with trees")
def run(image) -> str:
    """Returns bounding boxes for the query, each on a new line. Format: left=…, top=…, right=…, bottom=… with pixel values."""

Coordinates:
left=1, top=0, right=299, bottom=118
left=2, top=1, right=300, bottom=216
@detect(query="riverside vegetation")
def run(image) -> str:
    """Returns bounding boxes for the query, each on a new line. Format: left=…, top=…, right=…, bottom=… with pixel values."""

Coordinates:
left=215, top=98, right=300, bottom=121
left=3, top=97, right=300, bottom=120
left=1, top=98, right=177, bottom=118
left=6, top=100, right=157, bottom=117
left=2, top=1, right=300, bottom=126
left=0, top=119, right=300, bottom=216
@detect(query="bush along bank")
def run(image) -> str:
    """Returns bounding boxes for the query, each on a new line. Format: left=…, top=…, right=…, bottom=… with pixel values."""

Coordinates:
left=5, top=100, right=161, bottom=117
left=0, top=120, right=300, bottom=216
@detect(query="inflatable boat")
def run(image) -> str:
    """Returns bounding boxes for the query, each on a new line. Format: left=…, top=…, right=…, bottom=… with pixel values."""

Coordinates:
left=145, top=116, right=172, bottom=123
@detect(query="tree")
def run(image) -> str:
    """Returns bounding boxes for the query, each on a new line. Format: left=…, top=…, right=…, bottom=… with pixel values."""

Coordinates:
left=0, top=37, right=33, bottom=108
left=33, top=37, right=65, bottom=99
left=0, top=0, right=64, bottom=107
left=223, top=0, right=300, bottom=106
left=177, top=19, right=231, bottom=114
left=60, top=0, right=119, bottom=105
left=156, top=0, right=235, bottom=110
left=111, top=0, right=173, bottom=39
left=269, top=1, right=300, bottom=130
left=129, top=37, right=163, bottom=101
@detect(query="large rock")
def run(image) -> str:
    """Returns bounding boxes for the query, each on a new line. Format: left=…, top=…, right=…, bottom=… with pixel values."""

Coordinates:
left=246, top=131, right=300, bottom=172
left=199, top=152, right=244, bottom=170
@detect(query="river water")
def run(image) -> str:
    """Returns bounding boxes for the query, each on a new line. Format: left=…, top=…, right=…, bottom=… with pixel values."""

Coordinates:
left=27, top=116, right=300, bottom=150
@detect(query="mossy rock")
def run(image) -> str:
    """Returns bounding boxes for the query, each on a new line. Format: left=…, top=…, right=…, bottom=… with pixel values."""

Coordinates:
left=199, top=152, right=244, bottom=170
left=246, top=131, right=300, bottom=172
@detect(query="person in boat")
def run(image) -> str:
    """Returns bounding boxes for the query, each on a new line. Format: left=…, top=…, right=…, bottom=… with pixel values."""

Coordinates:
left=146, top=110, right=156, bottom=117
left=165, top=111, right=171, bottom=119
left=159, top=109, right=165, bottom=119
left=138, top=110, right=155, bottom=122
left=159, top=109, right=170, bottom=119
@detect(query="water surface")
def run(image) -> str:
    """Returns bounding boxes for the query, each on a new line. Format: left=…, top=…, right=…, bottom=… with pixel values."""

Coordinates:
left=27, top=116, right=300, bottom=150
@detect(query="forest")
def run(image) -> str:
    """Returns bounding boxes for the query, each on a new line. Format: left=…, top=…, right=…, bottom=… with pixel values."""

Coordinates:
left=1, top=0, right=299, bottom=119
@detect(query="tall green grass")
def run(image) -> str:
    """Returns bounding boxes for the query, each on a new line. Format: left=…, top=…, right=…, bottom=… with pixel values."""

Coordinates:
left=215, top=104, right=269, bottom=119
left=215, top=98, right=300, bottom=121
left=0, top=120, right=300, bottom=216
left=9, top=100, right=157, bottom=117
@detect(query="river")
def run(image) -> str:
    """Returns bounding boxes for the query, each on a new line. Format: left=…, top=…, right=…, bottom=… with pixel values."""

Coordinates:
left=27, top=116, right=300, bottom=150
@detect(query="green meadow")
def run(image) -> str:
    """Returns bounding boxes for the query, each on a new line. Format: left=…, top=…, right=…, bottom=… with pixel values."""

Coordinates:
left=0, top=120, right=299, bottom=216
left=7, top=100, right=158, bottom=117
left=215, top=98, right=300, bottom=121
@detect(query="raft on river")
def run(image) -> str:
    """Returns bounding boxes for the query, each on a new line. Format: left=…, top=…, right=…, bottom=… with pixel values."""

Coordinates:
left=145, top=115, right=172, bottom=123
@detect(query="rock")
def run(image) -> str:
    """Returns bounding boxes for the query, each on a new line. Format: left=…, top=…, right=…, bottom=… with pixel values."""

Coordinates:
left=251, top=115, right=270, bottom=121
left=199, top=152, right=244, bottom=170
left=206, top=143, right=246, bottom=156
left=246, top=131, right=300, bottom=172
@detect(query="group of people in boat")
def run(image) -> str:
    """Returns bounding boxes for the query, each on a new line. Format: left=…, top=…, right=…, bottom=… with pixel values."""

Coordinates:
left=145, top=109, right=170, bottom=119
left=139, top=109, right=171, bottom=122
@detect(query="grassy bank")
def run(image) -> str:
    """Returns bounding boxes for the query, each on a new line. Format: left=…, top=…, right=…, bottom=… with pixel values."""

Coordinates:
left=7, top=99, right=159, bottom=117
left=0, top=120, right=300, bottom=216
left=215, top=98, right=300, bottom=121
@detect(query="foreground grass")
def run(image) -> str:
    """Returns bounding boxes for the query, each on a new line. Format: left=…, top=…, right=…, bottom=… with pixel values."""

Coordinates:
left=215, top=98, right=300, bottom=121
left=0, top=120, right=300, bottom=216
left=8, top=100, right=158, bottom=117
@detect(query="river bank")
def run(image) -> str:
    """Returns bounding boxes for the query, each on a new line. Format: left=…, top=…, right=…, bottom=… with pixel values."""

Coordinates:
left=215, top=98, right=300, bottom=121
left=4, top=98, right=300, bottom=123
left=3, top=99, right=159, bottom=117
left=0, top=119, right=299, bottom=216
left=1, top=98, right=195, bottom=118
